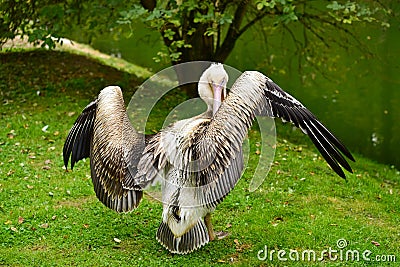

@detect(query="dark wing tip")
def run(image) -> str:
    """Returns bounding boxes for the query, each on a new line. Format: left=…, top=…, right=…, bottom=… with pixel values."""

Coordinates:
left=262, top=77, right=354, bottom=179
left=347, top=151, right=356, bottom=162
left=302, top=118, right=354, bottom=179
left=63, top=100, right=97, bottom=170
left=313, top=120, right=355, bottom=163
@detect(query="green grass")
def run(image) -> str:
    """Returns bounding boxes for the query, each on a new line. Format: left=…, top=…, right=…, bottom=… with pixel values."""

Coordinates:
left=1, top=50, right=399, bottom=266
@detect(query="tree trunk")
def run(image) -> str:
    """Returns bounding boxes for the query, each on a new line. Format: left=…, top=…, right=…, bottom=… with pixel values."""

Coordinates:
left=172, top=18, right=214, bottom=98
left=173, top=62, right=212, bottom=99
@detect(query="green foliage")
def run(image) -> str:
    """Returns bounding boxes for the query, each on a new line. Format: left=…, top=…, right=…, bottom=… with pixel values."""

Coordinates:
left=1, top=0, right=394, bottom=66
left=327, top=1, right=391, bottom=26
left=0, top=1, right=135, bottom=48
left=257, top=0, right=299, bottom=24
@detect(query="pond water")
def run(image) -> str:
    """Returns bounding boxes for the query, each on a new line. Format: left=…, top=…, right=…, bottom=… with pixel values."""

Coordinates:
left=70, top=20, right=400, bottom=169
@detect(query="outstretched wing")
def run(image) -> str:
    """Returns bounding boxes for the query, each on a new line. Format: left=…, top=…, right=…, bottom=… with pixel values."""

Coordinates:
left=256, top=72, right=355, bottom=176
left=193, top=71, right=355, bottom=205
left=63, top=86, right=145, bottom=213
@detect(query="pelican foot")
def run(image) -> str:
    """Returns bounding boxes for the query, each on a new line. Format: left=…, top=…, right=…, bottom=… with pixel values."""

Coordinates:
left=205, top=213, right=230, bottom=241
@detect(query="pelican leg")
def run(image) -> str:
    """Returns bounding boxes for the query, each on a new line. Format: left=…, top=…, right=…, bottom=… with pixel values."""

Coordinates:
left=204, top=213, right=216, bottom=241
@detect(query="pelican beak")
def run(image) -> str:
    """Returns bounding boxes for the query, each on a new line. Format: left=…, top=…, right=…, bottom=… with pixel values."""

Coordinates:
left=212, top=79, right=226, bottom=115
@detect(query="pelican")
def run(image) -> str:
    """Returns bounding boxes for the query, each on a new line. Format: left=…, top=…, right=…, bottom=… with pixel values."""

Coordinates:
left=63, top=63, right=354, bottom=254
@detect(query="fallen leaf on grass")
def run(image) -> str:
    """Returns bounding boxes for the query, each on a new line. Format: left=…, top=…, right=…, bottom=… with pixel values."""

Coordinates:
left=271, top=216, right=283, bottom=227
left=233, top=239, right=252, bottom=252
left=18, top=217, right=24, bottom=224
left=371, top=241, right=380, bottom=247
left=7, top=130, right=16, bottom=139
left=40, top=223, right=49, bottom=229
left=216, top=231, right=230, bottom=240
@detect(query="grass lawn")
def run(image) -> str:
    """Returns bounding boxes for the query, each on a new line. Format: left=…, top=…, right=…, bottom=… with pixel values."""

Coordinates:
left=0, top=49, right=399, bottom=266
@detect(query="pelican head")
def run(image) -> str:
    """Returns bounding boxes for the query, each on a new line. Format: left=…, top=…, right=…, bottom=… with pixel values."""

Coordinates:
left=198, top=63, right=229, bottom=115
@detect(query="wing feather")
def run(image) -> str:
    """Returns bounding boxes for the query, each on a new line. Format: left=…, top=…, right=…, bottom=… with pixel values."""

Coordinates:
left=90, top=86, right=146, bottom=212
left=256, top=71, right=355, bottom=175
left=63, top=86, right=146, bottom=213
left=308, top=120, right=353, bottom=173
left=259, top=75, right=355, bottom=176
left=63, top=100, right=97, bottom=170
left=190, top=71, right=354, bottom=206
left=123, top=130, right=165, bottom=189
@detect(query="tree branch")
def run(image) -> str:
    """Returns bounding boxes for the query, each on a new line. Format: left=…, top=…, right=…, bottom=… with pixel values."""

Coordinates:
left=305, top=14, right=373, bottom=57
left=282, top=24, right=302, bottom=53
left=237, top=11, right=268, bottom=38
left=299, top=18, right=330, bottom=48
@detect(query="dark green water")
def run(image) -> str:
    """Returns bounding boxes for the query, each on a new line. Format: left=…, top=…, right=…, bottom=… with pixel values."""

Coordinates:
left=73, top=20, right=400, bottom=168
